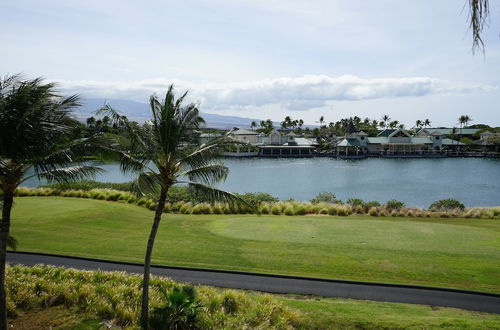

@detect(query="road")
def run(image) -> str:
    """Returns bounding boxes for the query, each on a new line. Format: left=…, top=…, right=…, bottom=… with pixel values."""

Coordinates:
left=7, top=251, right=500, bottom=314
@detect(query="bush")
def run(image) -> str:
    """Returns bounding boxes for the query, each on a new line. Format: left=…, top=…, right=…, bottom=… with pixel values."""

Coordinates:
left=346, top=198, right=364, bottom=206
left=41, top=180, right=134, bottom=192
left=385, top=199, right=405, bottom=210
left=429, top=199, right=465, bottom=211
left=149, top=286, right=203, bottom=330
left=310, top=192, right=341, bottom=204
left=235, top=192, right=279, bottom=207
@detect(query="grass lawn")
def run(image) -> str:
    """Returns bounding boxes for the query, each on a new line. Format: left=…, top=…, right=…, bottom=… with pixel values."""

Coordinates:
left=10, top=197, right=500, bottom=293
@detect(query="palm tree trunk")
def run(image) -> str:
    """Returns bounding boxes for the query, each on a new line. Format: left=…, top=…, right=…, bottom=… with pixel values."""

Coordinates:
left=140, top=189, right=167, bottom=329
left=0, top=191, right=13, bottom=330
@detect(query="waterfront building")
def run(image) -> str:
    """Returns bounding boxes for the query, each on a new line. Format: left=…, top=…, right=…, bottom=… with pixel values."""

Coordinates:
left=227, top=128, right=317, bottom=157
left=336, top=122, right=463, bottom=156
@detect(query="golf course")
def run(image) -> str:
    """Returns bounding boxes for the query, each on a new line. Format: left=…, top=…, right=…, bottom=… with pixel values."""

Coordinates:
left=10, top=197, right=500, bottom=293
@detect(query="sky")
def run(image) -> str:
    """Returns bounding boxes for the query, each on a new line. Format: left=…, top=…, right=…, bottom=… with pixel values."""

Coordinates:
left=1, top=0, right=499, bottom=127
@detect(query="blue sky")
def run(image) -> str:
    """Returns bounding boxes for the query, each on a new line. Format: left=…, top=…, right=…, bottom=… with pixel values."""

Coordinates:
left=1, top=0, right=499, bottom=126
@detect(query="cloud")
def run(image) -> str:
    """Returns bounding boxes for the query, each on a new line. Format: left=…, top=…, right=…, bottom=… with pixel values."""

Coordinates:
left=56, top=74, right=496, bottom=111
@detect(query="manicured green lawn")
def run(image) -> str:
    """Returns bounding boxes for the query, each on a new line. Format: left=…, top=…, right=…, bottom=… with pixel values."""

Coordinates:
left=10, top=197, right=500, bottom=292
left=279, top=295, right=500, bottom=329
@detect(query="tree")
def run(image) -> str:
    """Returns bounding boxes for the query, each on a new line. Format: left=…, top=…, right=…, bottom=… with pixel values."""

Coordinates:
left=99, top=85, right=244, bottom=329
left=467, top=0, right=490, bottom=54
left=381, top=115, right=391, bottom=128
left=415, top=120, right=423, bottom=129
left=458, top=115, right=472, bottom=149
left=0, top=75, right=102, bottom=329
left=423, top=119, right=431, bottom=128
left=250, top=121, right=257, bottom=130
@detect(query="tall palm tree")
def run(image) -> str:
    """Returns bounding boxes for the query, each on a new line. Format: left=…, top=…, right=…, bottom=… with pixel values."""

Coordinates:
left=0, top=75, right=103, bottom=329
left=458, top=115, right=472, bottom=150
left=100, top=85, right=245, bottom=329
left=423, top=119, right=431, bottom=128
left=381, top=115, right=391, bottom=128
left=250, top=121, right=257, bottom=131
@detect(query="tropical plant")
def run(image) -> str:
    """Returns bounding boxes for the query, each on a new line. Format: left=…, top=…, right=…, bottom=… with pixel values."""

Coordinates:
left=0, top=74, right=103, bottom=329
left=99, top=84, right=245, bottom=329
left=381, top=115, right=391, bottom=128
left=429, top=199, right=465, bottom=211
left=385, top=199, right=405, bottom=210
left=310, top=192, right=341, bottom=204
left=149, top=286, right=203, bottom=330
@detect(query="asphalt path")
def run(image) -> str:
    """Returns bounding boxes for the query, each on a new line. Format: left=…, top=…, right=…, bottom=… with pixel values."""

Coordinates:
left=7, top=251, right=500, bottom=314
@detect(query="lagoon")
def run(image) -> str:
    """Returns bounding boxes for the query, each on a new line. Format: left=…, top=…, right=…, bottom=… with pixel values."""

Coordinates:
left=23, top=158, right=500, bottom=208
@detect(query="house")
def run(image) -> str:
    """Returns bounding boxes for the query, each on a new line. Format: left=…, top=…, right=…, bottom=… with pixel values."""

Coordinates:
left=336, top=121, right=463, bottom=156
left=228, top=128, right=317, bottom=157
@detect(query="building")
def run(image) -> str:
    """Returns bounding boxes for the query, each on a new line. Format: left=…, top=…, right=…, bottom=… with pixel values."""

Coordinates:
left=228, top=128, right=317, bottom=157
left=336, top=121, right=463, bottom=156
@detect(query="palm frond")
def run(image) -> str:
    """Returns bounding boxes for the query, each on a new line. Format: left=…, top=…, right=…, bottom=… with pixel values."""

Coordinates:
left=7, top=235, right=18, bottom=251
left=175, top=180, right=248, bottom=206
left=179, top=164, right=228, bottom=185
left=35, top=165, right=104, bottom=183
left=131, top=172, right=162, bottom=197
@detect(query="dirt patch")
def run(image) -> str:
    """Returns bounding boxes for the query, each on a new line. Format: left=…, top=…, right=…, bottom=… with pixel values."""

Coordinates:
left=9, top=306, right=90, bottom=329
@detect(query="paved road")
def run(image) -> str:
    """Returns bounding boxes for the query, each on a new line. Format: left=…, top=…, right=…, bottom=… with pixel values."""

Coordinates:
left=7, top=251, right=500, bottom=314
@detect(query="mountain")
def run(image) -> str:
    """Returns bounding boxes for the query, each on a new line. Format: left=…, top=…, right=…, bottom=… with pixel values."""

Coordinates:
left=76, top=98, right=266, bottom=129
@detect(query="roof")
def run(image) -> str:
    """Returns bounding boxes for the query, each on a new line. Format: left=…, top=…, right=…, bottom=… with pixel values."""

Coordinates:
left=295, top=137, right=317, bottom=146
left=423, top=128, right=480, bottom=135
left=441, top=138, right=465, bottom=146
left=377, top=129, right=396, bottom=137
left=232, top=128, right=258, bottom=135
left=337, top=138, right=361, bottom=147
left=357, top=131, right=368, bottom=136
left=480, top=130, right=498, bottom=135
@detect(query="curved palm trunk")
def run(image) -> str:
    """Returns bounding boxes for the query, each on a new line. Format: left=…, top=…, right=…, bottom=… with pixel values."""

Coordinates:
left=140, top=189, right=167, bottom=329
left=0, top=191, right=13, bottom=330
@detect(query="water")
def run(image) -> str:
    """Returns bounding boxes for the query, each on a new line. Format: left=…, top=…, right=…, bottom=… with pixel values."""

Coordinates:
left=22, top=158, right=500, bottom=208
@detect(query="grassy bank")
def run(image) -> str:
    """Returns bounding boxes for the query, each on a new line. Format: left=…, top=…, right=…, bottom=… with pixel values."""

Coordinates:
left=7, top=265, right=500, bottom=329
left=13, top=187, right=500, bottom=219
left=10, top=197, right=500, bottom=292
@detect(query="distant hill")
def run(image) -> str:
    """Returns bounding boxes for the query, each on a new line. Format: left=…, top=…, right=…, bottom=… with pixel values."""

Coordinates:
left=76, top=98, right=267, bottom=129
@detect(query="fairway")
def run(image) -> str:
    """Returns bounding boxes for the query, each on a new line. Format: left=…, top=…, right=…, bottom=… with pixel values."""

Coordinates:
left=10, top=197, right=500, bottom=292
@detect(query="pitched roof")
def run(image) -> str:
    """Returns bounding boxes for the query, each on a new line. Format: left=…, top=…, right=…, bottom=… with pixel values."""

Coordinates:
left=377, top=129, right=396, bottom=137
left=337, top=138, right=361, bottom=147
left=232, top=128, right=258, bottom=135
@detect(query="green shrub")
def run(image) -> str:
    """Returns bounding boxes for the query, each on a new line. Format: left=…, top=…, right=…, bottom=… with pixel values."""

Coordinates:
left=347, top=198, right=364, bottom=206
left=235, top=192, right=279, bottom=207
left=149, top=286, right=203, bottom=330
left=429, top=199, right=465, bottom=211
left=284, top=206, right=294, bottom=216
left=385, top=199, right=405, bottom=210
left=310, top=192, right=341, bottom=204
left=271, top=204, right=282, bottom=215
left=365, top=201, right=381, bottom=208
left=41, top=180, right=134, bottom=192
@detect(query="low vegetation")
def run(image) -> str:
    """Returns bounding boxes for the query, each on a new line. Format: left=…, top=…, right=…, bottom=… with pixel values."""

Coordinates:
left=14, top=187, right=500, bottom=219
left=6, top=265, right=500, bottom=329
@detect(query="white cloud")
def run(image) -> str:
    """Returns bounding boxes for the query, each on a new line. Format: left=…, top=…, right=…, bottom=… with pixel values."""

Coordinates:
left=56, top=74, right=497, bottom=112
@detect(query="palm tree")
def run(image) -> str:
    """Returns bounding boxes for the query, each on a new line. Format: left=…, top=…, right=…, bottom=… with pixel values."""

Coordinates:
left=415, top=120, right=423, bottom=129
left=99, top=85, right=244, bottom=329
left=381, top=115, right=391, bottom=128
left=458, top=115, right=472, bottom=149
left=0, top=75, right=103, bottom=329
left=250, top=121, right=257, bottom=131
left=423, top=119, right=431, bottom=128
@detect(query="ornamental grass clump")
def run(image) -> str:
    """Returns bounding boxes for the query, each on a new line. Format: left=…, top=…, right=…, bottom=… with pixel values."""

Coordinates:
left=6, top=265, right=302, bottom=329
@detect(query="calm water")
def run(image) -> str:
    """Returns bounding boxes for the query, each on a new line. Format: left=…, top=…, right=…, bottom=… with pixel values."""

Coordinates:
left=23, top=158, right=500, bottom=208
